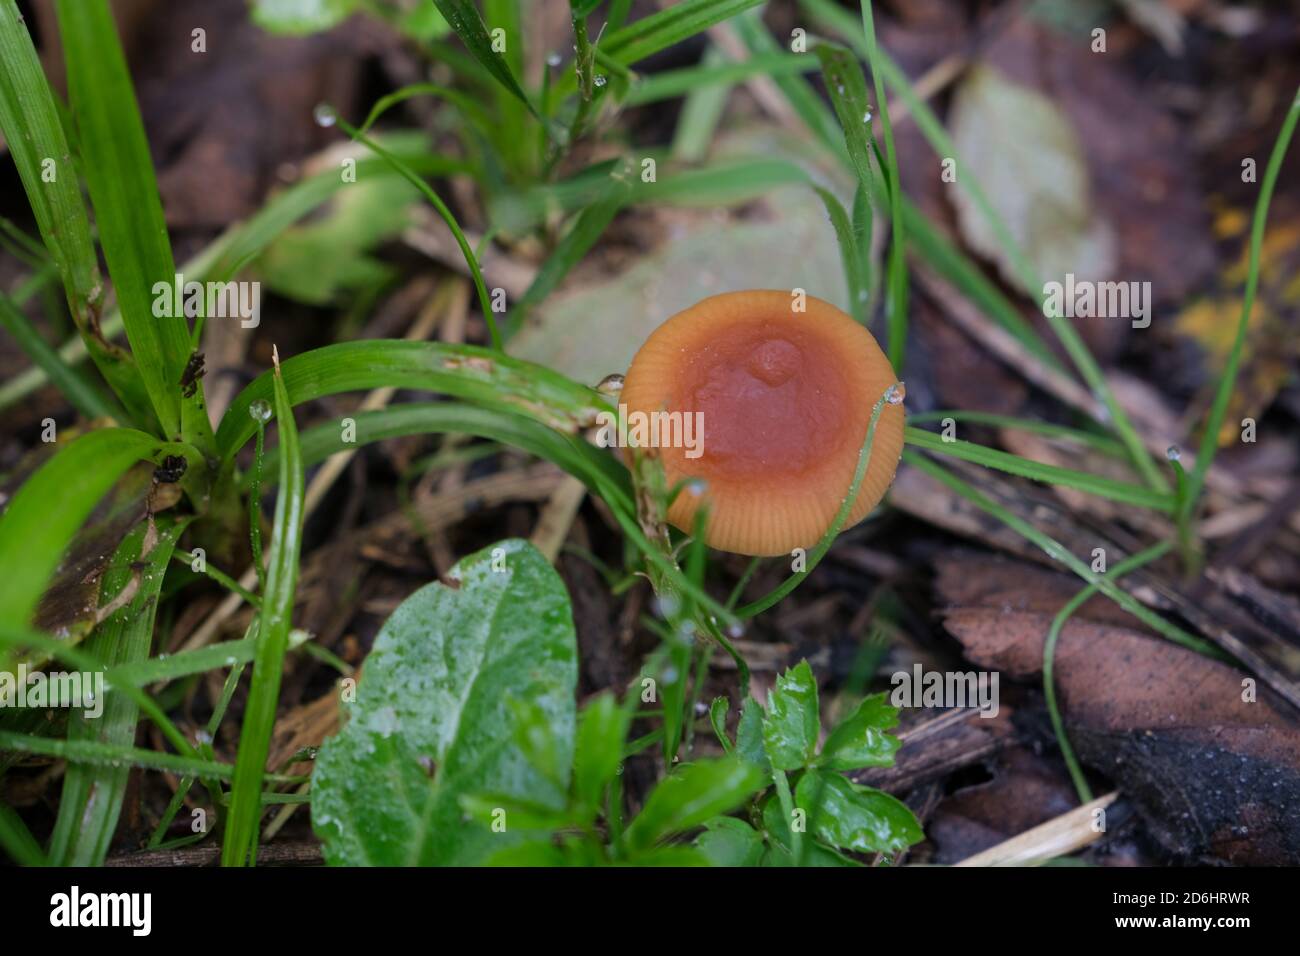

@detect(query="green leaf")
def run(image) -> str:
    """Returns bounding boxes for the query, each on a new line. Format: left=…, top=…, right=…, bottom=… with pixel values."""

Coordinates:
left=623, top=757, right=764, bottom=852
left=0, top=287, right=122, bottom=421
left=433, top=0, right=538, bottom=118
left=708, top=696, right=732, bottom=753
left=216, top=340, right=607, bottom=459
left=222, top=363, right=305, bottom=866
left=510, top=697, right=569, bottom=793
left=311, top=540, right=578, bottom=865
left=817, top=692, right=900, bottom=771
left=758, top=794, right=860, bottom=866
left=0, top=428, right=199, bottom=634
left=814, top=43, right=876, bottom=202
left=903, top=426, right=1174, bottom=512
left=251, top=0, right=361, bottom=34
left=796, top=769, right=922, bottom=854
left=813, top=186, right=869, bottom=324
left=693, top=816, right=764, bottom=867
left=602, top=0, right=764, bottom=68
left=48, top=514, right=192, bottom=865
left=573, top=692, right=630, bottom=820
left=570, top=0, right=603, bottom=17
left=55, top=0, right=200, bottom=442
left=735, top=695, right=769, bottom=775
left=761, top=661, right=820, bottom=771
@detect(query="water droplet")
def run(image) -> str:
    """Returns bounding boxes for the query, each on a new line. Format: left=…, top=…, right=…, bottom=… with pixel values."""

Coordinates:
left=726, top=622, right=744, bottom=640
left=885, top=382, right=906, bottom=405
left=313, top=103, right=337, bottom=128
left=1166, top=445, right=1181, bottom=462
left=687, top=480, right=707, bottom=497
left=195, top=729, right=213, bottom=745
left=596, top=373, right=624, bottom=395
left=594, top=74, right=607, bottom=88
left=655, top=594, right=680, bottom=620
left=547, top=52, right=562, bottom=67
left=863, top=110, right=873, bottom=123
left=249, top=399, right=273, bottom=424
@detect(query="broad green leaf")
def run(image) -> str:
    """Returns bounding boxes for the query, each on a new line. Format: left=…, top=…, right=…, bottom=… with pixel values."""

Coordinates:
left=762, top=661, right=820, bottom=771
left=573, top=692, right=630, bottom=819
left=56, top=0, right=201, bottom=442
left=223, top=364, right=305, bottom=866
left=251, top=0, right=361, bottom=34
left=758, top=794, right=860, bottom=866
left=0, top=428, right=198, bottom=634
left=48, top=514, right=191, bottom=865
left=693, top=816, right=763, bottom=867
left=311, top=539, right=578, bottom=865
left=817, top=692, right=900, bottom=771
left=0, top=0, right=153, bottom=427
left=947, top=64, right=1115, bottom=296
left=796, top=769, right=922, bottom=855
left=623, top=757, right=764, bottom=852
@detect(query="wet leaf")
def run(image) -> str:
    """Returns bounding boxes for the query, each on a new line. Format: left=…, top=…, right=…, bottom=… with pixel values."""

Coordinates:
left=796, top=769, right=923, bottom=855
left=623, top=757, right=764, bottom=852
left=693, top=816, right=764, bottom=867
left=762, top=660, right=820, bottom=772
left=311, top=539, right=578, bottom=866
left=818, top=692, right=901, bottom=771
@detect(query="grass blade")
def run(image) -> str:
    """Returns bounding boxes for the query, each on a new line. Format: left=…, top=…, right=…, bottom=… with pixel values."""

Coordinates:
left=47, top=514, right=193, bottom=865
left=222, top=355, right=305, bottom=866
left=55, top=0, right=202, bottom=444
left=800, top=0, right=1164, bottom=491
left=602, top=0, right=764, bottom=68
left=433, top=0, right=540, bottom=119
left=904, top=426, right=1173, bottom=512
left=1044, top=541, right=1171, bottom=805
left=0, top=0, right=154, bottom=427
left=903, top=451, right=1219, bottom=659
left=1184, top=87, right=1300, bottom=515
left=858, top=1, right=908, bottom=373
left=0, top=284, right=123, bottom=420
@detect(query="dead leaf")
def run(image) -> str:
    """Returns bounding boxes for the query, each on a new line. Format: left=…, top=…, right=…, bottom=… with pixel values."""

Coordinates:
left=937, top=554, right=1300, bottom=864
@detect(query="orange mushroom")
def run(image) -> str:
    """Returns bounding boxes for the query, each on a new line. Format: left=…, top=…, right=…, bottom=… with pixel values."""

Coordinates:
left=619, top=290, right=904, bottom=556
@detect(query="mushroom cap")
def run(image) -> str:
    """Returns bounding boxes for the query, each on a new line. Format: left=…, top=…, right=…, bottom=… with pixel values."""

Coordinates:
left=620, top=290, right=904, bottom=556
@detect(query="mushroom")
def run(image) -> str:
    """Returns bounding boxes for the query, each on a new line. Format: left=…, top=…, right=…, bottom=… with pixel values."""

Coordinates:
left=620, top=290, right=904, bottom=556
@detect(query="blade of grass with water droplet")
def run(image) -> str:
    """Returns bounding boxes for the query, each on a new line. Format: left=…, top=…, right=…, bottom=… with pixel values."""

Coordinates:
left=223, top=360, right=305, bottom=866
